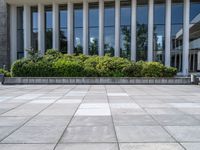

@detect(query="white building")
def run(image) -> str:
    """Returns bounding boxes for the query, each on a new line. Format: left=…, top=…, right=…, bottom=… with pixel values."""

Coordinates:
left=1, top=0, right=200, bottom=75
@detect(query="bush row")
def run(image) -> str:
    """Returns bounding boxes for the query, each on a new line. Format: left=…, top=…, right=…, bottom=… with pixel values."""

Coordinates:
left=11, top=50, right=177, bottom=77
left=0, top=68, right=11, bottom=77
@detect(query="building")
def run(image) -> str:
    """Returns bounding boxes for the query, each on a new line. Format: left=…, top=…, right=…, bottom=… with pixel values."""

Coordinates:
left=0, top=0, right=200, bottom=75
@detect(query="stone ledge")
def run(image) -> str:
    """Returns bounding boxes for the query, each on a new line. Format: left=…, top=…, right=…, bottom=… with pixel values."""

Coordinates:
left=2, top=77, right=192, bottom=85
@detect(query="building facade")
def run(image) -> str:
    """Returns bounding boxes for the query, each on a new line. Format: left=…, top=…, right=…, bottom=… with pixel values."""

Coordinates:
left=0, top=0, right=200, bottom=75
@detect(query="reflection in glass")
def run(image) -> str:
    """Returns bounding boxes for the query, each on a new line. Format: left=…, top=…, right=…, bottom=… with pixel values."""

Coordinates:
left=89, top=3, right=99, bottom=55
left=120, top=0, right=131, bottom=59
left=153, top=0, right=165, bottom=63
left=45, top=6, right=53, bottom=51
left=31, top=7, right=38, bottom=51
left=59, top=5, right=68, bottom=53
left=17, top=7, right=24, bottom=59
left=74, top=4, right=83, bottom=54
left=189, top=0, right=200, bottom=72
left=170, top=0, right=183, bottom=72
left=136, top=0, right=148, bottom=61
left=104, top=2, right=115, bottom=56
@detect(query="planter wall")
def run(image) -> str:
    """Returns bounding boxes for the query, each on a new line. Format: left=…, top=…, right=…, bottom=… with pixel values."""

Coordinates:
left=3, top=77, right=192, bottom=85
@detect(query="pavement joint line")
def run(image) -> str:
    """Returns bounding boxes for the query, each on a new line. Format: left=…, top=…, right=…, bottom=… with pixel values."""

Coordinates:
left=126, top=86, right=187, bottom=150
left=52, top=85, right=91, bottom=150
left=0, top=85, right=77, bottom=143
left=105, top=85, right=120, bottom=150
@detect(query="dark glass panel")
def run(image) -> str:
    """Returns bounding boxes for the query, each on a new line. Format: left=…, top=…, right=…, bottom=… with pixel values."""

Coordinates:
left=59, top=5, right=67, bottom=53
left=31, top=7, right=38, bottom=51
left=89, top=28, right=99, bottom=55
left=74, top=4, right=83, bottom=54
left=104, top=2, right=115, bottom=56
left=45, top=6, right=52, bottom=50
left=190, top=0, right=200, bottom=23
left=17, top=7, right=24, bottom=59
left=136, top=0, right=148, bottom=61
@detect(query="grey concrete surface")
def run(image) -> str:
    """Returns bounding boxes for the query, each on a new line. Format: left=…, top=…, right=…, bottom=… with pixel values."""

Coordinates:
left=0, top=85, right=200, bottom=149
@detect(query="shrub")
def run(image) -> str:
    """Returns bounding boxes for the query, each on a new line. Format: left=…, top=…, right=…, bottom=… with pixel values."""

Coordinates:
left=11, top=49, right=178, bottom=77
left=0, top=68, right=11, bottom=77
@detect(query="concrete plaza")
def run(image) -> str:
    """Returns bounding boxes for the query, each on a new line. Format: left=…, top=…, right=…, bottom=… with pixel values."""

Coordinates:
left=0, top=85, right=200, bottom=150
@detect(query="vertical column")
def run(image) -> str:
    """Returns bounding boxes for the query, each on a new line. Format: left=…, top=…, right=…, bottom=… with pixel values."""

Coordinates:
left=131, top=0, right=137, bottom=61
left=53, top=2, right=59, bottom=50
left=10, top=5, right=17, bottom=63
left=115, top=0, right=120, bottom=57
left=165, top=0, right=171, bottom=67
left=148, top=0, right=154, bottom=62
left=38, top=3, right=45, bottom=55
left=68, top=1, right=74, bottom=54
left=23, top=4, right=31, bottom=57
left=99, top=0, right=104, bottom=56
left=183, top=0, right=190, bottom=76
left=83, top=0, right=89, bottom=55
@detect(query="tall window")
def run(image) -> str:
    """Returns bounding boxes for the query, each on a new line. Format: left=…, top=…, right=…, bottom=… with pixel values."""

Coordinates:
left=17, top=7, right=24, bottom=59
left=74, top=4, right=83, bottom=54
left=59, top=5, right=68, bottom=53
left=45, top=6, right=53, bottom=51
left=153, top=0, right=165, bottom=63
left=104, top=2, right=115, bottom=56
left=89, top=3, right=99, bottom=55
left=31, top=7, right=38, bottom=51
left=136, top=0, right=148, bottom=61
left=170, top=0, right=183, bottom=72
left=120, top=0, right=131, bottom=59
left=189, top=0, right=200, bottom=72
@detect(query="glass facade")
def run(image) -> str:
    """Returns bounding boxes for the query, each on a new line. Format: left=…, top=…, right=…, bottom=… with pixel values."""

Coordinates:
left=136, top=0, right=148, bottom=61
left=59, top=5, right=68, bottom=53
left=31, top=7, right=38, bottom=51
left=74, top=4, right=83, bottom=54
left=120, top=0, right=131, bottom=59
left=45, top=6, right=53, bottom=51
left=189, top=0, right=200, bottom=72
left=153, top=0, right=165, bottom=63
left=104, top=2, right=115, bottom=56
left=89, top=3, right=99, bottom=55
left=17, top=7, right=24, bottom=59
left=170, top=0, right=183, bottom=72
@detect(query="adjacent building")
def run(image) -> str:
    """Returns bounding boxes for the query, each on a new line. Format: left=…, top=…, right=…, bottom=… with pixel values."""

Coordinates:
left=0, top=0, right=200, bottom=75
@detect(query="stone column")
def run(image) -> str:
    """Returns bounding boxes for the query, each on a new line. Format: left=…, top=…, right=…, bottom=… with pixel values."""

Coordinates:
left=38, top=3, right=45, bottom=55
left=99, top=0, right=104, bottom=56
left=115, top=0, right=120, bottom=57
left=23, top=4, right=31, bottom=57
left=131, top=0, right=137, bottom=61
left=68, top=1, right=74, bottom=54
left=10, top=5, right=17, bottom=64
left=165, top=0, right=171, bottom=67
left=53, top=2, right=59, bottom=50
left=148, top=0, right=154, bottom=62
left=83, top=0, right=88, bottom=55
left=182, top=0, right=190, bottom=76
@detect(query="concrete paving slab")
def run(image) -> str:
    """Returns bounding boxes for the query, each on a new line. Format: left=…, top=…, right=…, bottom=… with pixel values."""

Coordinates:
left=0, top=144, right=55, bottom=150
left=181, top=143, right=200, bottom=150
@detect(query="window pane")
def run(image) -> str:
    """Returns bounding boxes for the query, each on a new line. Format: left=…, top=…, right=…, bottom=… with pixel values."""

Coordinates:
left=89, top=28, right=99, bottom=55
left=60, top=7, right=67, bottom=28
left=17, top=7, right=24, bottom=59
left=74, top=4, right=83, bottom=28
left=31, top=7, right=38, bottom=50
left=45, top=6, right=52, bottom=50
left=89, top=3, right=99, bottom=27
left=190, top=0, right=200, bottom=23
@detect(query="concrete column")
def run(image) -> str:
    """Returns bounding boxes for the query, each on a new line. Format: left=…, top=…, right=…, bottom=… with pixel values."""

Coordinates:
left=148, top=0, right=154, bottom=62
left=53, top=2, right=59, bottom=50
left=115, top=0, right=120, bottom=57
left=165, top=0, right=171, bottom=67
left=68, top=1, right=74, bottom=54
left=38, top=3, right=45, bottom=55
left=99, top=0, right=104, bottom=56
left=10, top=5, right=17, bottom=63
left=182, top=0, right=190, bottom=76
left=23, top=4, right=31, bottom=58
left=131, top=0, right=137, bottom=61
left=83, top=0, right=89, bottom=55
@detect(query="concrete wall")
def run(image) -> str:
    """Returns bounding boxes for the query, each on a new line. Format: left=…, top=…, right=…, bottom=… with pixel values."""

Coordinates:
left=0, top=0, right=9, bottom=69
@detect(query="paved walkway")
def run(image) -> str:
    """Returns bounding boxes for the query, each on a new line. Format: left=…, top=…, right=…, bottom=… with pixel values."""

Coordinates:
left=0, top=85, right=200, bottom=150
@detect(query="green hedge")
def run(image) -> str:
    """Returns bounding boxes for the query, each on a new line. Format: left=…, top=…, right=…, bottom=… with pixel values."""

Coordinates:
left=11, top=50, right=177, bottom=77
left=0, top=68, right=11, bottom=77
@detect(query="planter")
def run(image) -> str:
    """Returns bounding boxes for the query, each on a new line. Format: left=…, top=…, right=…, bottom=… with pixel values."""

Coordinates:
left=2, top=77, right=192, bottom=85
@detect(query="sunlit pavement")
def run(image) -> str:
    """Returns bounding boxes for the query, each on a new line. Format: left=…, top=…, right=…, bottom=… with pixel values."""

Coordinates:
left=0, top=85, right=200, bottom=150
